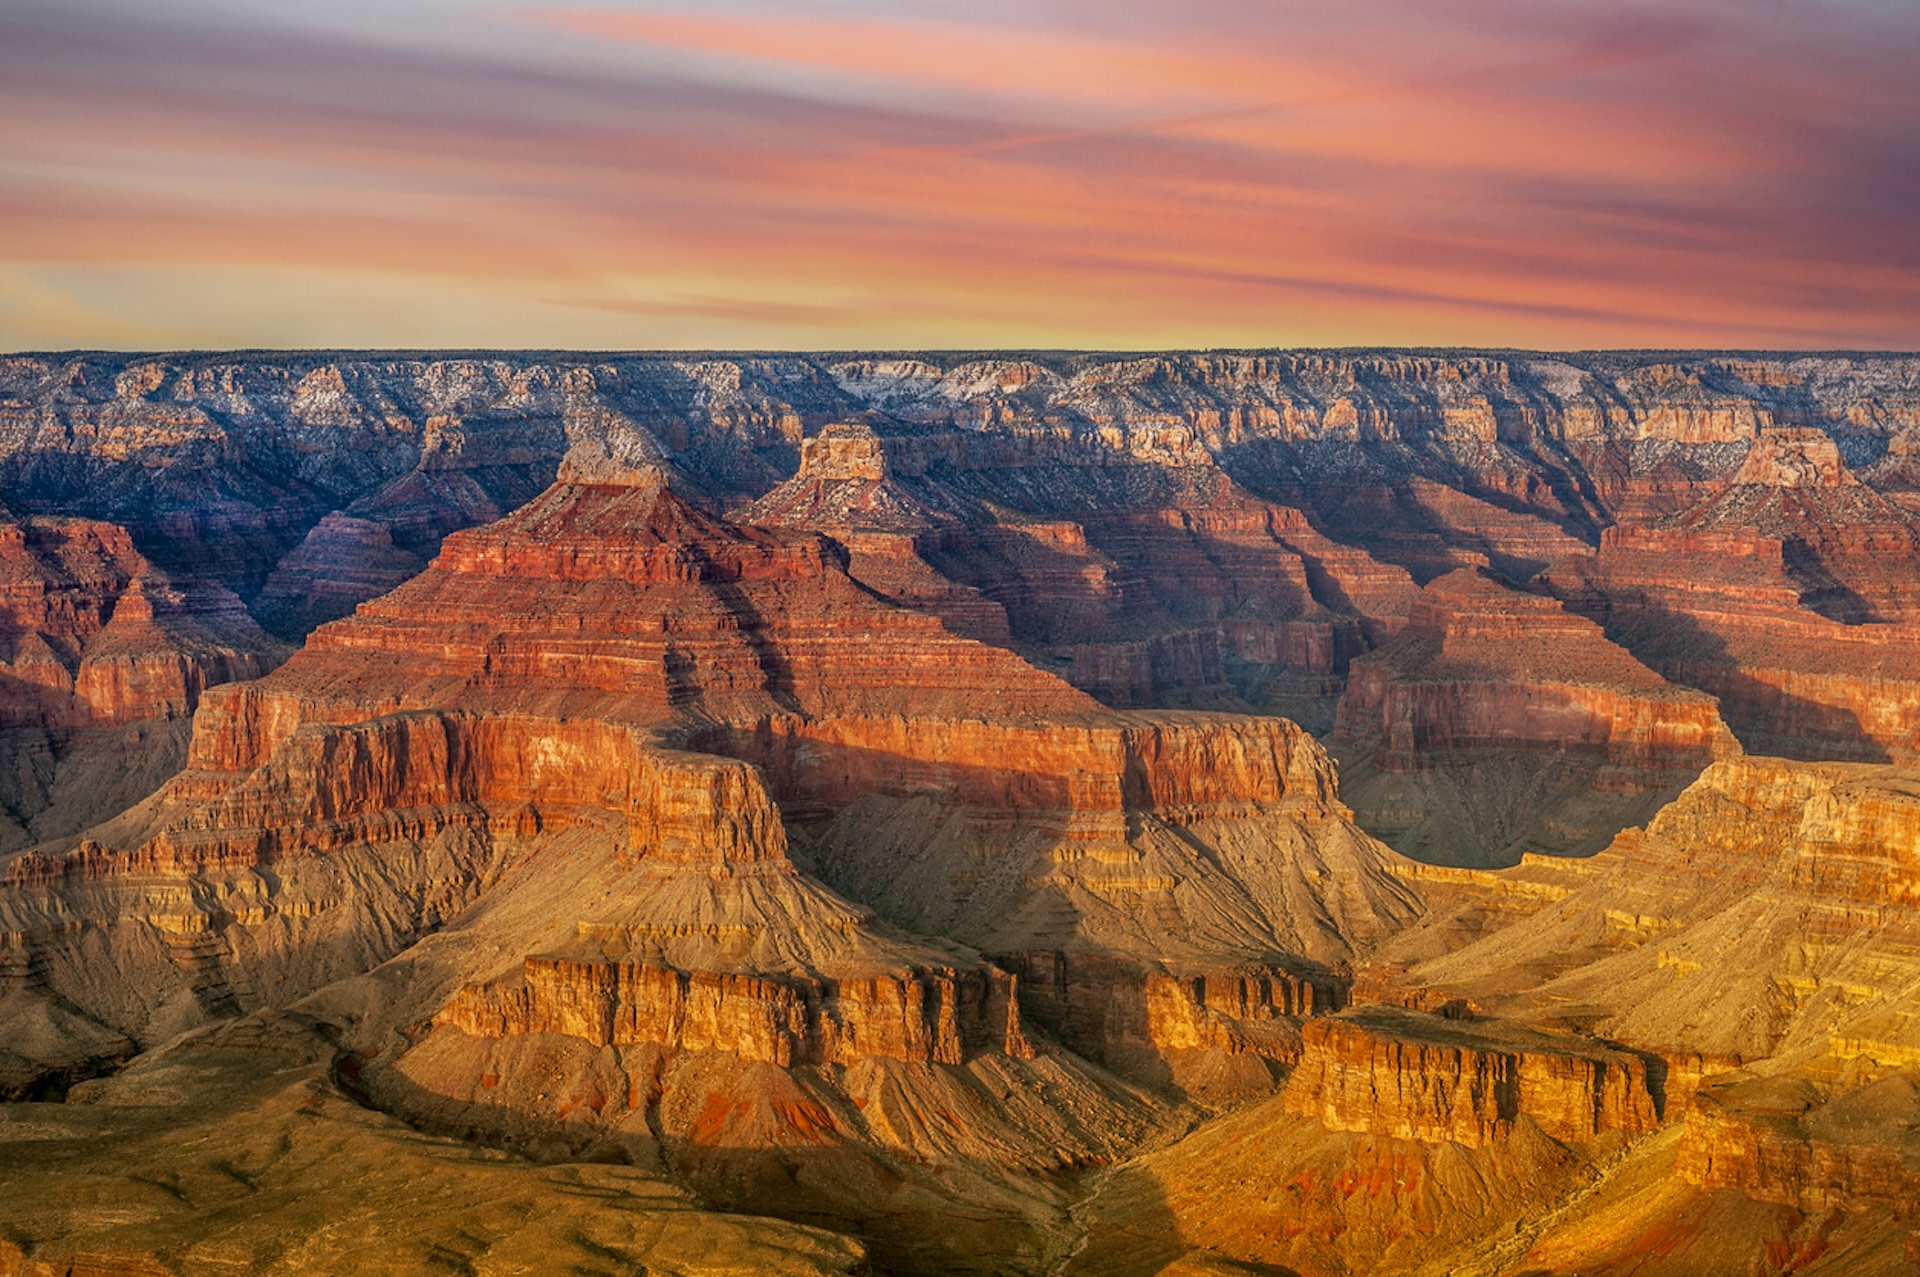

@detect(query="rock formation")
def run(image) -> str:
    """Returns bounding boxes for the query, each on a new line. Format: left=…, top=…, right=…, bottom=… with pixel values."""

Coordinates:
left=1283, top=1005, right=1661, bottom=1148
left=0, top=510, right=284, bottom=855
left=1549, top=430, right=1920, bottom=763
left=1334, top=567, right=1737, bottom=865
left=0, top=434, right=1425, bottom=1269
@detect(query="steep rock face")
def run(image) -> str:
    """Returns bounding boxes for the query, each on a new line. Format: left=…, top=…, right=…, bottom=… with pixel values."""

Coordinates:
left=1657, top=429, right=1920, bottom=624
left=1549, top=431, right=1920, bottom=763
left=185, top=440, right=1418, bottom=1100
left=440, top=957, right=1031, bottom=1068
left=250, top=513, right=426, bottom=639
left=1411, top=758, right=1920, bottom=1062
left=0, top=515, right=278, bottom=729
left=1282, top=1006, right=1660, bottom=1147
left=0, top=446, right=1418, bottom=1264
left=1391, top=756, right=1920, bottom=1244
left=1676, top=1072, right=1920, bottom=1218
left=8, top=351, right=1920, bottom=605
left=15, top=349, right=1920, bottom=1272
left=738, top=421, right=1012, bottom=644
left=1338, top=569, right=1733, bottom=782
left=745, top=419, right=1416, bottom=718
left=0, top=511, right=284, bottom=855
left=1333, top=568, right=1735, bottom=866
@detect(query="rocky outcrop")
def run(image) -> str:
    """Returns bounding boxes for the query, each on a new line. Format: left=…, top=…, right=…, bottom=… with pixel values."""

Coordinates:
left=7, top=350, right=1920, bottom=610
left=1282, top=1006, right=1660, bottom=1147
left=1332, top=568, right=1735, bottom=866
left=441, top=957, right=1031, bottom=1068
left=1676, top=1072, right=1920, bottom=1218
left=1338, top=569, right=1733, bottom=783
left=744, top=421, right=1410, bottom=713
left=0, top=446, right=1402, bottom=1270
left=0, top=515, right=279, bottom=729
left=251, top=513, right=426, bottom=639
left=1546, top=430, right=1920, bottom=764
left=1398, top=749, right=1920, bottom=1245
left=0, top=511, right=284, bottom=854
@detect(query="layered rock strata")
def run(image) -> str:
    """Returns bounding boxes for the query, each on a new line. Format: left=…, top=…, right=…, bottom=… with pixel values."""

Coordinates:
left=0, top=511, right=284, bottom=855
left=1550, top=430, right=1920, bottom=762
left=1391, top=754, right=1920, bottom=1255
left=1282, top=1005, right=1661, bottom=1147
left=0, top=437, right=1431, bottom=1267
left=1338, top=569, right=1733, bottom=783
left=1334, top=568, right=1737, bottom=865
left=745, top=419, right=1417, bottom=721
left=1676, top=1071, right=1920, bottom=1218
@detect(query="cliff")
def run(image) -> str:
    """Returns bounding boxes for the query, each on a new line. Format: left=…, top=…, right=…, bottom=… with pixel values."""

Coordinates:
left=0, top=442, right=1417, bottom=1264
left=1338, top=569, right=1733, bottom=781
left=1379, top=753, right=1920, bottom=1256
left=1676, top=1071, right=1920, bottom=1218
left=0, top=511, right=285, bottom=855
left=1282, top=1006, right=1660, bottom=1147
left=10, top=348, right=1920, bottom=1272
left=744, top=420, right=1413, bottom=714
left=1546, top=430, right=1920, bottom=764
left=1332, top=568, right=1735, bottom=866
left=439, top=957, right=1031, bottom=1068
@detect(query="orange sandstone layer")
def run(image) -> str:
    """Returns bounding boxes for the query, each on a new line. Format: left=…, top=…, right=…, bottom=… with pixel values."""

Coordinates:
left=1282, top=1005, right=1661, bottom=1148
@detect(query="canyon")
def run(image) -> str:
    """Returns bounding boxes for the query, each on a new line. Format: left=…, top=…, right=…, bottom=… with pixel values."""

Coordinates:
left=2, top=349, right=1919, bottom=1274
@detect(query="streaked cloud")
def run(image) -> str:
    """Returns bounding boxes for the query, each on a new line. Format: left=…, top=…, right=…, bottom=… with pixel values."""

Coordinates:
left=1, top=0, right=1916, bottom=349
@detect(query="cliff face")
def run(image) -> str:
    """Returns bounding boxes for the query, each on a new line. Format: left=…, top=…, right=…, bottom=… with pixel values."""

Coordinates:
left=1549, top=431, right=1920, bottom=764
left=0, top=514, right=279, bottom=729
left=1338, top=569, right=1733, bottom=781
left=0, top=510, right=285, bottom=856
left=1332, top=568, right=1735, bottom=866
left=743, top=419, right=1413, bottom=716
left=1282, top=1006, right=1660, bottom=1148
left=1676, top=1073, right=1920, bottom=1218
left=10, top=348, right=1916, bottom=690
left=439, top=957, right=1031, bottom=1069
left=1382, top=754, right=1920, bottom=1258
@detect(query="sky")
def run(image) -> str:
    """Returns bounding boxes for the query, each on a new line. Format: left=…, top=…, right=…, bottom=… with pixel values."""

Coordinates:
left=2, top=0, right=1918, bottom=351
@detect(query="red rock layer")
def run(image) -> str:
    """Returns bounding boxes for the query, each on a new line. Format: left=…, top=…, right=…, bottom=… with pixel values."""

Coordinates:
left=1336, top=568, right=1735, bottom=788
left=251, top=513, right=426, bottom=639
left=695, top=710, right=1344, bottom=833
left=3, top=712, right=787, bottom=883
left=744, top=421, right=1417, bottom=710
left=996, top=950, right=1338, bottom=1070
left=1657, top=430, right=1920, bottom=623
left=0, top=514, right=279, bottom=729
left=1282, top=1006, right=1661, bottom=1147
left=1554, top=528, right=1920, bottom=763
left=1539, top=430, right=1920, bottom=762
